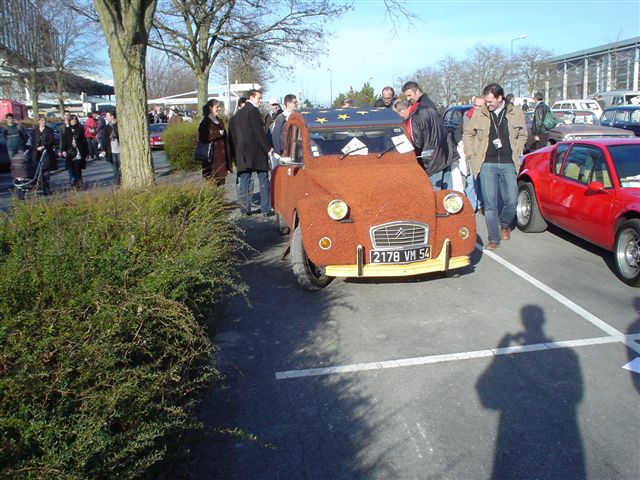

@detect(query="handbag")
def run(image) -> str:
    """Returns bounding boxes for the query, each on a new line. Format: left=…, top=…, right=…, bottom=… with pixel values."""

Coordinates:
left=194, top=141, right=211, bottom=163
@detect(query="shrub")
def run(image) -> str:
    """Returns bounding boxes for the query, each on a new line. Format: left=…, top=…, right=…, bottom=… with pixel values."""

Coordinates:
left=0, top=184, right=245, bottom=479
left=163, top=122, right=200, bottom=172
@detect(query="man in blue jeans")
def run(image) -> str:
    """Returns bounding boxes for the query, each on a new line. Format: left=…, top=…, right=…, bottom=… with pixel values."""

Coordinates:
left=463, top=83, right=527, bottom=249
left=228, top=89, right=274, bottom=216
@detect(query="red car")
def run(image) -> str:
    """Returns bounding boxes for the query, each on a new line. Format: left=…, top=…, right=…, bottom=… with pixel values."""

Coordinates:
left=516, top=138, right=640, bottom=285
left=149, top=123, right=167, bottom=149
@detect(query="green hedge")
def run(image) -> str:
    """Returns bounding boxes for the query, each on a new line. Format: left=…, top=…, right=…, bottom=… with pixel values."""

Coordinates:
left=163, top=122, right=200, bottom=172
left=0, top=184, right=245, bottom=479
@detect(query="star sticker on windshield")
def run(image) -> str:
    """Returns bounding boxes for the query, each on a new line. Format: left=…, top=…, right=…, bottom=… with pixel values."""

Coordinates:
left=315, top=117, right=328, bottom=124
left=337, top=114, right=350, bottom=120
left=356, top=111, right=369, bottom=115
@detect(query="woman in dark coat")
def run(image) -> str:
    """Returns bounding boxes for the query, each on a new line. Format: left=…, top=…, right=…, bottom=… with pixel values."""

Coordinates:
left=31, top=116, right=55, bottom=194
left=60, top=114, right=89, bottom=188
left=198, top=99, right=230, bottom=185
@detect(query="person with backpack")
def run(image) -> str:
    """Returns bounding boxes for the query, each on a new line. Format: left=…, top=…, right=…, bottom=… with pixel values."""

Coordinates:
left=530, top=91, right=556, bottom=151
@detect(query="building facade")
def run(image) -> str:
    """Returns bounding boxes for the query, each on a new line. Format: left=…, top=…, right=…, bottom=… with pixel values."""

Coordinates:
left=543, top=37, right=640, bottom=103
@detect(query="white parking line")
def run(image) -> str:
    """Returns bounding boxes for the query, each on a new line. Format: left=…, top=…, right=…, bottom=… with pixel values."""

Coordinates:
left=275, top=247, right=640, bottom=380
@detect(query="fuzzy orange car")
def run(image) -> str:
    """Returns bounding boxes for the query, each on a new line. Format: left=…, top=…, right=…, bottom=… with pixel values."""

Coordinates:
left=271, top=108, right=477, bottom=290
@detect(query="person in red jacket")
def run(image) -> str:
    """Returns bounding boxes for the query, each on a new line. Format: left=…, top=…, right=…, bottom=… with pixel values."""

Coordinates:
left=83, top=112, right=98, bottom=160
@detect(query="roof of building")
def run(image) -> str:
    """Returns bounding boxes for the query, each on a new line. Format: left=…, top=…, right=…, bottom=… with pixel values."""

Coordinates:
left=545, top=36, right=640, bottom=64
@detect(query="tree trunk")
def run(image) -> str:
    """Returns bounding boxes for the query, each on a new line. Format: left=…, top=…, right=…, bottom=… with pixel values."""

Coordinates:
left=29, top=67, right=39, bottom=119
left=196, top=72, right=210, bottom=120
left=94, top=0, right=157, bottom=190
left=109, top=49, right=155, bottom=189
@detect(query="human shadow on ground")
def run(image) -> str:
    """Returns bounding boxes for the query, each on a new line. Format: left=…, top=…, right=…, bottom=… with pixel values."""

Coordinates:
left=476, top=304, right=586, bottom=479
left=187, top=216, right=392, bottom=479
left=627, top=298, right=640, bottom=393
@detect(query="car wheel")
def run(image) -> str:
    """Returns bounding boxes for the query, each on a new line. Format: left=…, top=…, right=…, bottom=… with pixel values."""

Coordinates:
left=516, top=182, right=548, bottom=233
left=291, top=225, right=332, bottom=291
left=276, top=213, right=290, bottom=235
left=614, top=220, right=640, bottom=286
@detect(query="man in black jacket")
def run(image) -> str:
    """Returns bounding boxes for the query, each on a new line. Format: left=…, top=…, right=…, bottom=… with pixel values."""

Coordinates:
left=530, top=91, right=551, bottom=151
left=229, top=89, right=274, bottom=216
left=394, top=98, right=452, bottom=190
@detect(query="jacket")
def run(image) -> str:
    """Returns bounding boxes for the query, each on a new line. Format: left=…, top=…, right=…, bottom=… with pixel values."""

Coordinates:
left=61, top=124, right=89, bottom=170
left=84, top=117, right=97, bottom=139
left=408, top=104, right=451, bottom=176
left=531, top=101, right=550, bottom=135
left=462, top=102, right=527, bottom=177
left=31, top=126, right=55, bottom=167
left=229, top=102, right=272, bottom=172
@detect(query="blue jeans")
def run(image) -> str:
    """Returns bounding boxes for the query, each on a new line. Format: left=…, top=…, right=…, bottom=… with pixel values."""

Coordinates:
left=238, top=170, right=271, bottom=214
left=479, top=162, right=518, bottom=243
left=110, top=153, right=121, bottom=185
left=430, top=167, right=452, bottom=191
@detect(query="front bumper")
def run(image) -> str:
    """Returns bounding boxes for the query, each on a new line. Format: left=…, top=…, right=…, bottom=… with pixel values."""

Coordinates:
left=324, top=238, right=470, bottom=278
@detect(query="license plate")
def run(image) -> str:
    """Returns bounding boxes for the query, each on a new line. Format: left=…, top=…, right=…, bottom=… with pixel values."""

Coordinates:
left=370, top=246, right=431, bottom=264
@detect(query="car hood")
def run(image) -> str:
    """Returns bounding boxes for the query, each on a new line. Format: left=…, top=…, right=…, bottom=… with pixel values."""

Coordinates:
left=305, top=161, right=436, bottom=221
left=552, top=124, right=634, bottom=136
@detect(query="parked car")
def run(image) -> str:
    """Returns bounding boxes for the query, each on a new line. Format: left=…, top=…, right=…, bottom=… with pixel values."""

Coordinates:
left=516, top=138, right=640, bottom=285
left=600, top=105, right=640, bottom=136
left=442, top=105, right=472, bottom=134
left=149, top=123, right=167, bottom=149
left=551, top=99, right=603, bottom=117
left=271, top=108, right=477, bottom=290
left=595, top=90, right=640, bottom=107
left=523, top=110, right=634, bottom=154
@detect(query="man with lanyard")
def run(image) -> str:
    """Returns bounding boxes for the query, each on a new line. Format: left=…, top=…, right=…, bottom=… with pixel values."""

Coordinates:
left=463, top=83, right=527, bottom=250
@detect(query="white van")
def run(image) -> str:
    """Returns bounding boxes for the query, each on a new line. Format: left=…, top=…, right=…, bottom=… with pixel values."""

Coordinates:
left=551, top=99, right=603, bottom=116
left=596, top=90, right=640, bottom=107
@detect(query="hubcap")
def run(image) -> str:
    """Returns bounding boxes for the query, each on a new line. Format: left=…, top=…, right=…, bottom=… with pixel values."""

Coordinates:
left=517, top=190, right=531, bottom=226
left=617, top=227, right=640, bottom=279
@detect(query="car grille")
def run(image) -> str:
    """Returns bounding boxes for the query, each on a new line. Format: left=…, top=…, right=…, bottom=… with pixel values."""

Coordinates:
left=369, top=222, right=429, bottom=249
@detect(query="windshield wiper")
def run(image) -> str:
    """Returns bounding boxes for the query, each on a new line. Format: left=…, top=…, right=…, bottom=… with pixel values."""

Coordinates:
left=339, top=145, right=368, bottom=160
left=377, top=141, right=405, bottom=159
left=620, top=174, right=640, bottom=182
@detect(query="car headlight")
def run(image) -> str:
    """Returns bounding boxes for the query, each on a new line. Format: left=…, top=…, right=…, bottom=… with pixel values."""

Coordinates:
left=327, top=199, right=349, bottom=220
left=443, top=193, right=464, bottom=214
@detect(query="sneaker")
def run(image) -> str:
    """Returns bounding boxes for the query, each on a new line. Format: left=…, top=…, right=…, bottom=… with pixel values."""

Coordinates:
left=262, top=210, right=275, bottom=217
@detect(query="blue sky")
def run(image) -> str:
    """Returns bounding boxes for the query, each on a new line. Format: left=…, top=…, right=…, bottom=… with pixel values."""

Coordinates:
left=261, top=0, right=640, bottom=105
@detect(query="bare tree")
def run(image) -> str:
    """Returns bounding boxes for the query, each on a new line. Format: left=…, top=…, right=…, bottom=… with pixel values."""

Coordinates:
left=516, top=45, right=554, bottom=97
left=216, top=47, right=273, bottom=89
left=93, top=0, right=157, bottom=189
left=411, top=66, right=445, bottom=105
left=151, top=0, right=349, bottom=115
left=438, top=55, right=465, bottom=105
left=40, top=0, right=101, bottom=114
left=465, top=44, right=510, bottom=95
left=146, top=49, right=196, bottom=100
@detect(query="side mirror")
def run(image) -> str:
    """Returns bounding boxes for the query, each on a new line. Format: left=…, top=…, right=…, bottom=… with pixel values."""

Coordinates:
left=586, top=181, right=609, bottom=194
left=279, top=157, right=303, bottom=167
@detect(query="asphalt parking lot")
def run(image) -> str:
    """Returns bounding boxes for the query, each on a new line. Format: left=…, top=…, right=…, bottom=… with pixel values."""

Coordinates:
left=190, top=189, right=640, bottom=479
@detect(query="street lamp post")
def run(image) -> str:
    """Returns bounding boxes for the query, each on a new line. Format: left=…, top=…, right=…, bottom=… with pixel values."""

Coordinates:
left=327, top=68, right=333, bottom=107
left=510, top=34, right=527, bottom=95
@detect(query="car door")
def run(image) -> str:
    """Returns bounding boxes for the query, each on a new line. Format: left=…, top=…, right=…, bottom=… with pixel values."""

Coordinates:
left=271, top=123, right=305, bottom=223
left=538, top=143, right=570, bottom=221
left=549, top=144, right=614, bottom=243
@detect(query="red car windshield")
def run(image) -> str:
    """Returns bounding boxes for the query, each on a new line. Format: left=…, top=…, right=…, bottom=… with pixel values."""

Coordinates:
left=611, top=144, right=640, bottom=187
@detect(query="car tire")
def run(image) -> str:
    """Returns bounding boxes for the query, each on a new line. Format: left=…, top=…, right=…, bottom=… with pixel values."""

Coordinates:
left=291, top=225, right=332, bottom=291
left=614, top=219, right=640, bottom=286
left=516, top=182, right=548, bottom=233
left=276, top=213, right=290, bottom=235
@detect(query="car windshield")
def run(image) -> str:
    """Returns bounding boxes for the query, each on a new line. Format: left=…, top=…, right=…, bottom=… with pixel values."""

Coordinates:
left=610, top=144, right=640, bottom=187
left=556, top=111, right=599, bottom=125
left=149, top=124, right=167, bottom=133
left=308, top=126, right=408, bottom=157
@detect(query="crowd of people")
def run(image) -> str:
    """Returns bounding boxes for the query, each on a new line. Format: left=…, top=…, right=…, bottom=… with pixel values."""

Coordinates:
left=191, top=79, right=558, bottom=246
left=3, top=109, right=122, bottom=193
